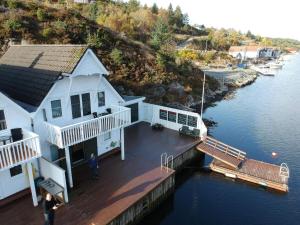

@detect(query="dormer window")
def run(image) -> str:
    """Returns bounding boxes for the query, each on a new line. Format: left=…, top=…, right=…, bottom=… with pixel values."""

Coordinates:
left=98, top=92, right=105, bottom=107
left=0, top=110, right=7, bottom=131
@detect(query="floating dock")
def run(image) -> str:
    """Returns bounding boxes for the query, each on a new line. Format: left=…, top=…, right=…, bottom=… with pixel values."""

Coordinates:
left=197, top=137, right=289, bottom=192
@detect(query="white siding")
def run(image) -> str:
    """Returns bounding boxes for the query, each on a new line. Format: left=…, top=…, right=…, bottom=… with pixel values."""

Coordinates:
left=0, top=93, right=36, bottom=200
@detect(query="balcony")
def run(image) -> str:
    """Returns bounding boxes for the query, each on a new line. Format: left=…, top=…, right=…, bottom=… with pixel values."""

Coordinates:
left=0, top=129, right=41, bottom=171
left=44, top=106, right=131, bottom=148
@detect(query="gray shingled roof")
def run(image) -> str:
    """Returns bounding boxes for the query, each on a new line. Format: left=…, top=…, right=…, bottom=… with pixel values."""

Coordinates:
left=0, top=45, right=88, bottom=108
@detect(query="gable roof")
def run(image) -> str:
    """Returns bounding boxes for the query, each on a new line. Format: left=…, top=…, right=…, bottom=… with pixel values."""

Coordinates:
left=0, top=45, right=88, bottom=108
left=229, top=45, right=262, bottom=52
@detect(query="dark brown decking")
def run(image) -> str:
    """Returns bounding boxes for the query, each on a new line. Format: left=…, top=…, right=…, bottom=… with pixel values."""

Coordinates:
left=196, top=142, right=243, bottom=169
left=0, top=122, right=200, bottom=225
left=212, top=159, right=287, bottom=184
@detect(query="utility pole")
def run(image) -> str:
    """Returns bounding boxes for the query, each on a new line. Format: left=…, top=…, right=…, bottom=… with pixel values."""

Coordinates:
left=200, top=72, right=206, bottom=126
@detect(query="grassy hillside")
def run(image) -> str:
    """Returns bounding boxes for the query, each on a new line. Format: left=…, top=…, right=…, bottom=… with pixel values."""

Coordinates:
left=0, top=0, right=219, bottom=107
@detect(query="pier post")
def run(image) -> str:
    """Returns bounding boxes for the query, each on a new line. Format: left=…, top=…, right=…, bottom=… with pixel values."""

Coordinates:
left=65, top=147, right=73, bottom=188
left=121, top=128, right=125, bottom=160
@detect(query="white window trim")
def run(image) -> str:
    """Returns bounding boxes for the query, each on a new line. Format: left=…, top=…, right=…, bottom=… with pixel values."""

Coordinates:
left=50, top=99, right=63, bottom=119
left=0, top=108, right=7, bottom=132
left=97, top=91, right=106, bottom=107
left=70, top=92, right=92, bottom=119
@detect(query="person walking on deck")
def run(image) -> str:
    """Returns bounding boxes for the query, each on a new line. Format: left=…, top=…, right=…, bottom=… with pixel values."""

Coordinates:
left=89, top=153, right=99, bottom=179
left=43, top=193, right=57, bottom=225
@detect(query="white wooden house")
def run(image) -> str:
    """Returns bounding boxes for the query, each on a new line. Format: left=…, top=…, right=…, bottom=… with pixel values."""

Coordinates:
left=0, top=45, right=207, bottom=206
left=229, top=45, right=280, bottom=60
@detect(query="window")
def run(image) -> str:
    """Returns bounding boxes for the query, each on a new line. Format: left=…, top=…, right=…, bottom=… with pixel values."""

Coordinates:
left=159, top=109, right=167, bottom=120
left=71, top=93, right=91, bottom=119
left=97, top=92, right=105, bottom=107
left=82, top=93, right=91, bottom=116
left=0, top=110, right=7, bottom=131
left=51, top=100, right=62, bottom=118
left=178, top=113, right=187, bottom=125
left=71, top=95, right=81, bottom=119
left=188, top=116, right=198, bottom=128
left=10, top=165, right=22, bottom=177
left=42, top=108, right=48, bottom=122
left=104, top=131, right=111, bottom=141
left=168, top=111, right=177, bottom=122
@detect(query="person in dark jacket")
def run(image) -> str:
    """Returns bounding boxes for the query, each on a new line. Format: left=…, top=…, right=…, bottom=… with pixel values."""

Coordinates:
left=88, top=153, right=99, bottom=179
left=43, top=193, right=57, bottom=225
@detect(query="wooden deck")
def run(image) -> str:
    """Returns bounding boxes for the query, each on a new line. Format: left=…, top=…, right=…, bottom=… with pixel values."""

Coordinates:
left=211, top=159, right=289, bottom=192
left=0, top=122, right=200, bottom=225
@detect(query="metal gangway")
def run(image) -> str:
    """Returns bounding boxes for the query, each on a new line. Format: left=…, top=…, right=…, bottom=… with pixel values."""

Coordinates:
left=197, top=136, right=246, bottom=168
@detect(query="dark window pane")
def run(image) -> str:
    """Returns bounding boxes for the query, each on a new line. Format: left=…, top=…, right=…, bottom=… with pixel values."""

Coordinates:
left=10, top=165, right=22, bottom=177
left=188, top=116, right=197, bottom=127
left=0, top=110, right=7, bottom=131
left=82, top=93, right=91, bottom=116
left=98, top=92, right=105, bottom=107
left=51, top=100, right=62, bottom=118
left=168, top=111, right=177, bottom=122
left=159, top=109, right=167, bottom=120
left=178, top=113, right=187, bottom=125
left=71, top=95, right=81, bottom=119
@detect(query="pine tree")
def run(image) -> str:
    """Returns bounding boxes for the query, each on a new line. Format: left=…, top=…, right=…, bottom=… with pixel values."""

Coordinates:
left=174, top=6, right=183, bottom=27
left=167, top=3, right=174, bottom=25
left=151, top=3, right=158, bottom=14
left=151, top=18, right=171, bottom=50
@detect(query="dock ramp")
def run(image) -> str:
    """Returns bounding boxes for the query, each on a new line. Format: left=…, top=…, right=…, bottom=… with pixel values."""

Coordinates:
left=196, top=136, right=246, bottom=169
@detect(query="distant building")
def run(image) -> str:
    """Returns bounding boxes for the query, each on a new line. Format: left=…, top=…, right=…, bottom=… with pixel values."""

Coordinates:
left=73, top=0, right=93, bottom=3
left=229, top=45, right=280, bottom=60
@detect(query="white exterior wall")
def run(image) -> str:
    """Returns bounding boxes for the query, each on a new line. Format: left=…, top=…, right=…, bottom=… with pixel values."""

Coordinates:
left=0, top=93, right=38, bottom=200
left=229, top=51, right=259, bottom=59
left=33, top=50, right=124, bottom=161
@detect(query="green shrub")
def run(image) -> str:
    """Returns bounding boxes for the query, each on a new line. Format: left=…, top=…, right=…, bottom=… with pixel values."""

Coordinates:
left=42, top=28, right=53, bottom=38
left=37, top=8, right=47, bottom=22
left=110, top=48, right=123, bottom=65
left=4, top=18, right=22, bottom=32
left=7, top=0, right=21, bottom=9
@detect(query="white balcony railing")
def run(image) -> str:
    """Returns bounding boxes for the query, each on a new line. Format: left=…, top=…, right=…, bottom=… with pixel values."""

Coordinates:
left=44, top=106, right=131, bottom=148
left=0, top=129, right=41, bottom=171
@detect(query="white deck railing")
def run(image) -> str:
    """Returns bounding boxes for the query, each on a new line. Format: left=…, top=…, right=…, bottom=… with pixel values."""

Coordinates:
left=204, top=136, right=246, bottom=160
left=44, top=106, right=131, bottom=148
left=0, top=129, right=41, bottom=171
left=142, top=103, right=207, bottom=139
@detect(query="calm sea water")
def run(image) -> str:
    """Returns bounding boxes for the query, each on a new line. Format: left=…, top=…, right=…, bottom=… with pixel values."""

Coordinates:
left=139, top=54, right=300, bottom=225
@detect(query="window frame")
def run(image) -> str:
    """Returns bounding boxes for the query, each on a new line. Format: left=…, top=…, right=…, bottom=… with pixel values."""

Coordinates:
left=0, top=109, right=7, bottom=131
left=81, top=93, right=91, bottom=116
left=10, top=165, right=23, bottom=177
left=50, top=99, right=63, bottom=119
left=97, top=91, right=105, bottom=107
left=168, top=111, right=177, bottom=123
left=159, top=109, right=168, bottom=120
left=70, top=93, right=92, bottom=119
left=70, top=94, right=82, bottom=119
